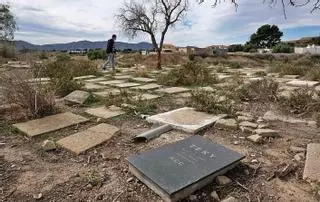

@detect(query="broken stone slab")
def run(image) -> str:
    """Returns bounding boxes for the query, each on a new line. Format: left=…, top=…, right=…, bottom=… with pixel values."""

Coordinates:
left=84, top=77, right=107, bottom=83
left=254, top=129, right=280, bottom=138
left=221, top=196, right=239, bottom=202
left=215, top=119, right=238, bottom=130
left=247, top=134, right=263, bottom=143
left=131, top=83, right=163, bottom=90
left=133, top=94, right=161, bottom=101
left=64, top=90, right=91, bottom=105
left=156, top=87, right=190, bottom=94
left=93, top=89, right=121, bottom=97
left=174, top=92, right=192, bottom=98
left=294, top=153, right=305, bottom=162
left=210, top=191, right=220, bottom=201
left=198, top=86, right=215, bottom=92
left=286, top=80, right=319, bottom=88
left=289, top=146, right=306, bottom=153
left=132, top=77, right=156, bottom=83
left=147, top=107, right=227, bottom=134
left=13, top=112, right=89, bottom=137
left=86, top=106, right=125, bottom=119
left=57, top=124, right=119, bottom=155
left=111, top=82, right=142, bottom=88
left=73, top=75, right=96, bottom=81
left=237, top=116, right=254, bottom=122
left=263, top=111, right=315, bottom=127
left=303, top=143, right=320, bottom=183
left=215, top=175, right=232, bottom=185
left=134, top=124, right=173, bottom=142
left=114, top=75, right=132, bottom=80
left=84, top=83, right=107, bottom=91
left=239, top=121, right=258, bottom=129
left=248, top=77, right=264, bottom=82
left=41, top=140, right=56, bottom=151
left=283, top=75, right=300, bottom=79
left=98, top=80, right=125, bottom=86
left=27, top=78, right=51, bottom=83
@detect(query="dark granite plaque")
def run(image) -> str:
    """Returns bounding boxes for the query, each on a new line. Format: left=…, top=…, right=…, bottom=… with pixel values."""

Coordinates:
left=127, top=135, right=245, bottom=202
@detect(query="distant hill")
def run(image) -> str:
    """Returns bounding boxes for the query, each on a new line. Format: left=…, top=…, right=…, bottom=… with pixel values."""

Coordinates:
left=14, top=40, right=154, bottom=51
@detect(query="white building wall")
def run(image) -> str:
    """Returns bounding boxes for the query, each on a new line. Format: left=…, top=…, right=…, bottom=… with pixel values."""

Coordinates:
left=295, top=45, right=320, bottom=54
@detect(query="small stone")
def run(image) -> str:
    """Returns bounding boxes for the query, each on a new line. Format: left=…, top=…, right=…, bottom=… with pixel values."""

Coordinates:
left=233, top=141, right=240, bottom=145
left=215, top=119, right=238, bottom=130
left=247, top=134, right=263, bottom=143
left=33, top=193, right=43, bottom=200
left=215, top=175, right=232, bottom=185
left=251, top=159, right=259, bottom=163
left=240, top=126, right=254, bottom=133
left=254, top=129, right=280, bottom=138
left=127, top=177, right=134, bottom=183
left=96, top=118, right=102, bottom=123
left=41, top=140, right=56, bottom=151
left=237, top=116, right=254, bottom=122
left=239, top=121, right=258, bottom=129
left=189, top=195, right=197, bottom=201
left=257, top=117, right=264, bottom=123
left=86, top=184, right=93, bottom=189
left=258, top=124, right=269, bottom=129
left=210, top=191, right=220, bottom=201
left=290, top=146, right=306, bottom=153
left=221, top=196, right=239, bottom=202
left=244, top=169, right=250, bottom=175
left=294, top=153, right=305, bottom=162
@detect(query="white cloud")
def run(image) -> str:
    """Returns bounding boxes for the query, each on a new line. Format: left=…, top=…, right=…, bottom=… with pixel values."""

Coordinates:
left=10, top=0, right=320, bottom=46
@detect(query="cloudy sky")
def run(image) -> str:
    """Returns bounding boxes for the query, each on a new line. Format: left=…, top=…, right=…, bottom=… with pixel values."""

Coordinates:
left=10, top=0, right=320, bottom=47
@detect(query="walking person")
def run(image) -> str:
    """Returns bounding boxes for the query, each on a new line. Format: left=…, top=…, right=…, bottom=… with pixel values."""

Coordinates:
left=102, top=34, right=117, bottom=71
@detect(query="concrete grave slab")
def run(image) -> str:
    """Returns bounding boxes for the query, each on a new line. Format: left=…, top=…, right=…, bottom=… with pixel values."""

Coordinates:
left=13, top=112, right=89, bottom=137
left=73, top=75, right=96, bottom=81
left=84, top=77, right=107, bottom=83
left=111, top=82, right=142, bottom=88
left=147, top=107, right=227, bottom=134
left=198, top=87, right=215, bottom=92
left=303, top=143, right=320, bottom=183
left=286, top=80, right=319, bottom=88
left=64, top=90, right=90, bottom=105
left=114, top=75, right=132, bottom=80
left=93, top=89, right=121, bottom=97
left=132, top=77, right=156, bottom=83
left=283, top=75, right=300, bottom=79
left=86, top=106, right=125, bottom=119
left=57, top=123, right=119, bottom=155
left=156, top=87, right=190, bottom=94
left=98, top=80, right=125, bottom=86
left=27, top=78, right=51, bottom=83
left=131, top=83, right=162, bottom=90
left=174, top=92, right=192, bottom=98
left=134, top=94, right=161, bottom=101
left=84, top=83, right=107, bottom=91
left=248, top=77, right=264, bottom=82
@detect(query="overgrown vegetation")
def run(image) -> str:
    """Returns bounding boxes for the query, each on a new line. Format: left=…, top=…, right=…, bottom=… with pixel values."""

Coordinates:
left=87, top=49, right=106, bottom=60
left=272, top=43, right=294, bottom=53
left=56, top=53, right=71, bottom=61
left=189, top=89, right=235, bottom=115
left=34, top=59, right=98, bottom=96
left=134, top=68, right=150, bottom=78
left=0, top=72, right=56, bottom=120
left=0, top=42, right=16, bottom=58
left=157, top=61, right=218, bottom=86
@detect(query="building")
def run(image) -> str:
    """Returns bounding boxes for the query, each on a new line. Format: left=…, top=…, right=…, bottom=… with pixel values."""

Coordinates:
left=162, top=43, right=177, bottom=53
left=295, top=44, right=320, bottom=54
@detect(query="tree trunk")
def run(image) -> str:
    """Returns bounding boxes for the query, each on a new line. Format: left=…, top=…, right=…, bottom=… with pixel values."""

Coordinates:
left=156, top=49, right=162, bottom=69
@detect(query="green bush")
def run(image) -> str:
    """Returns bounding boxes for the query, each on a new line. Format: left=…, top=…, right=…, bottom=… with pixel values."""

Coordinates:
left=0, top=42, right=16, bottom=58
left=228, top=44, right=244, bottom=52
left=272, top=43, right=294, bottom=53
left=56, top=53, right=71, bottom=61
left=189, top=89, right=235, bottom=115
left=39, top=52, right=48, bottom=60
left=188, top=54, right=195, bottom=61
left=229, top=62, right=242, bottom=69
left=87, top=49, right=106, bottom=60
left=157, top=61, right=218, bottom=86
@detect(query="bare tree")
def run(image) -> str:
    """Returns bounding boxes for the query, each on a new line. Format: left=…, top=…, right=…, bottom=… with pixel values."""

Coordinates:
left=117, top=0, right=188, bottom=69
left=198, top=0, right=320, bottom=18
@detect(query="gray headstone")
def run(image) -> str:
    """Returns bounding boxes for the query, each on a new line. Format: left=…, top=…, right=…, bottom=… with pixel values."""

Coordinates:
left=128, top=136, right=244, bottom=202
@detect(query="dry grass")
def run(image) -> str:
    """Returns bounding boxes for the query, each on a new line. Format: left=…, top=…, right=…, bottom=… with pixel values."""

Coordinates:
left=134, top=68, right=150, bottom=78
left=157, top=61, right=218, bottom=86
left=141, top=53, right=186, bottom=68
left=189, top=89, right=236, bottom=115
left=0, top=72, right=56, bottom=120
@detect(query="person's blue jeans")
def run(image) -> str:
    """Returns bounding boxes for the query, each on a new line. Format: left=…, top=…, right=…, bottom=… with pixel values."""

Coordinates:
left=102, top=53, right=116, bottom=70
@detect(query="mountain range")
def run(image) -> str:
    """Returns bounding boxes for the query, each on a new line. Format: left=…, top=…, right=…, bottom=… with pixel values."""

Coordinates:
left=14, top=40, right=154, bottom=51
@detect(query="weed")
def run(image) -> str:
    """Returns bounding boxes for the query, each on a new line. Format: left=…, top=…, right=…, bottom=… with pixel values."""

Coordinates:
left=39, top=52, right=48, bottom=60
left=56, top=53, right=71, bottom=61
left=268, top=63, right=307, bottom=76
left=278, top=89, right=320, bottom=115
left=134, top=68, right=150, bottom=78
left=254, top=71, right=267, bottom=77
left=0, top=72, right=56, bottom=120
left=157, top=61, right=218, bottom=86
left=304, top=67, right=320, bottom=81
left=86, top=171, right=102, bottom=187
left=229, top=62, right=242, bottom=69
left=189, top=89, right=235, bottom=115
left=216, top=66, right=226, bottom=73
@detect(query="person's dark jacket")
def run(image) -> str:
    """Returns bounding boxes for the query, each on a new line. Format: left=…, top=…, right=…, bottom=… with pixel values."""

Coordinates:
left=106, top=39, right=116, bottom=54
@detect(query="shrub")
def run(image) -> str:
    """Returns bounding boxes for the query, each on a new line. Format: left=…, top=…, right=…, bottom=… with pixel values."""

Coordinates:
left=188, top=54, right=196, bottom=61
left=305, top=67, right=320, bottom=81
left=56, top=53, right=71, bottom=61
left=157, top=61, right=218, bottom=86
left=272, top=43, right=294, bottom=53
left=189, top=89, right=235, bottom=115
left=233, top=79, right=278, bottom=102
left=254, top=71, right=267, bottom=77
left=134, top=68, right=150, bottom=78
left=39, top=52, right=48, bottom=60
left=0, top=72, right=56, bottom=120
left=278, top=89, right=320, bottom=115
left=87, top=49, right=106, bottom=60
left=0, top=42, right=16, bottom=58
left=228, top=44, right=244, bottom=52
left=229, top=62, right=242, bottom=69
left=267, top=63, right=307, bottom=76
left=216, top=66, right=226, bottom=73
